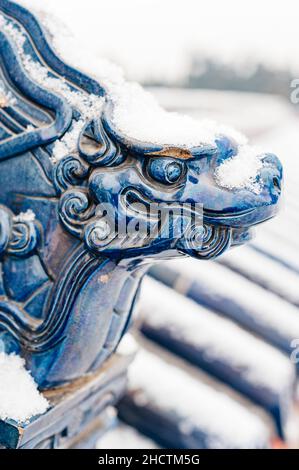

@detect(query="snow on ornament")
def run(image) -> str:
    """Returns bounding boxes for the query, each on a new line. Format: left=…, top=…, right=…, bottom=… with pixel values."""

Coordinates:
left=0, top=353, right=49, bottom=424
left=214, top=145, right=266, bottom=194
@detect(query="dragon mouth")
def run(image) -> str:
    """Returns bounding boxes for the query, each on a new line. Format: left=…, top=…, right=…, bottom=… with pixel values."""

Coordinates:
left=120, top=187, right=253, bottom=259
left=204, top=207, right=255, bottom=219
left=203, top=206, right=257, bottom=247
left=203, top=202, right=279, bottom=229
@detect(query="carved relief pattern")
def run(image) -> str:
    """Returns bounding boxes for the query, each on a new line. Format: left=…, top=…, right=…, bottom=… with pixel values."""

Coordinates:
left=0, top=206, right=39, bottom=257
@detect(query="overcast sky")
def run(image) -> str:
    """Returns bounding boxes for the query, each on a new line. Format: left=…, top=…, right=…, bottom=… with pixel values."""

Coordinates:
left=20, top=0, right=299, bottom=83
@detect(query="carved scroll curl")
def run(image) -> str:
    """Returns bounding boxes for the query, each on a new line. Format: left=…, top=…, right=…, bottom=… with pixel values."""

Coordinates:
left=0, top=205, right=39, bottom=257
left=84, top=219, right=116, bottom=253
left=58, top=189, right=96, bottom=239
left=188, top=224, right=232, bottom=260
left=53, top=154, right=90, bottom=195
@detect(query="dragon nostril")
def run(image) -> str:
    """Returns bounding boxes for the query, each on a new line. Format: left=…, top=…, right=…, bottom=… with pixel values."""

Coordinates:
left=273, top=176, right=281, bottom=192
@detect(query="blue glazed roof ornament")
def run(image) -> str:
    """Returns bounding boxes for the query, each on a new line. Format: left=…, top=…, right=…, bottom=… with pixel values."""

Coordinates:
left=0, top=0, right=282, bottom=389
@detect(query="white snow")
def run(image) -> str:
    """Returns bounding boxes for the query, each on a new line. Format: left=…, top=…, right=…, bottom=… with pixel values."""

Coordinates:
left=15, top=209, right=36, bottom=223
left=214, top=145, right=265, bottom=194
left=164, top=258, right=299, bottom=342
left=51, top=120, right=85, bottom=163
left=21, top=57, right=104, bottom=121
left=0, top=79, right=16, bottom=108
left=140, top=277, right=295, bottom=395
left=107, top=81, right=247, bottom=147
left=0, top=353, right=49, bottom=423
left=98, top=423, right=159, bottom=450
left=128, top=348, right=270, bottom=449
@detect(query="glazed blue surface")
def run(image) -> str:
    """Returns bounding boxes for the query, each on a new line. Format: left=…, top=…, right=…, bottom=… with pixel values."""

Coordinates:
left=0, top=0, right=282, bottom=389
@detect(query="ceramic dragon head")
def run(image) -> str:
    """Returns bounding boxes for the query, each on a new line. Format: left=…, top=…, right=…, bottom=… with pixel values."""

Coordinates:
left=0, top=0, right=283, bottom=266
left=77, top=111, right=282, bottom=261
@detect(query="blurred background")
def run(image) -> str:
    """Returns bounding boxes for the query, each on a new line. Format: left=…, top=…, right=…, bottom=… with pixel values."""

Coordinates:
left=30, top=0, right=299, bottom=449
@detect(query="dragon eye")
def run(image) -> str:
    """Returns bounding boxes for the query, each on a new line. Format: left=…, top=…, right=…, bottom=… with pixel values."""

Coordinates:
left=148, top=158, right=185, bottom=185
